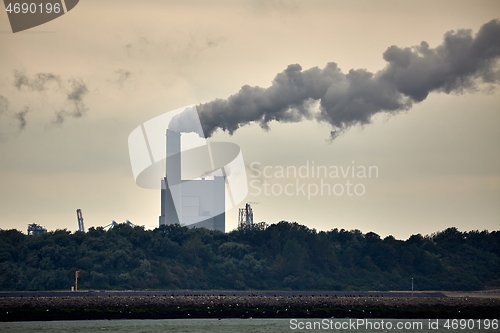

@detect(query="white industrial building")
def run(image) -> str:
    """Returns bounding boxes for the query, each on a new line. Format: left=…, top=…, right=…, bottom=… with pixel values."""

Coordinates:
left=159, top=130, right=225, bottom=231
left=128, top=105, right=248, bottom=233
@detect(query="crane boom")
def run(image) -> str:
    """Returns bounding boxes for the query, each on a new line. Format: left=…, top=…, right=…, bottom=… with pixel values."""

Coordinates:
left=76, top=209, right=85, bottom=232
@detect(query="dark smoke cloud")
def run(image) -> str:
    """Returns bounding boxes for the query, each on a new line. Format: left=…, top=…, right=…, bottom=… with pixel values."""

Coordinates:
left=115, top=69, right=131, bottom=86
left=14, top=71, right=61, bottom=91
left=52, top=110, right=66, bottom=125
left=0, top=95, right=9, bottom=115
left=11, top=71, right=90, bottom=127
left=196, top=19, right=500, bottom=139
left=66, top=79, right=89, bottom=118
left=15, top=107, right=29, bottom=131
left=51, top=79, right=89, bottom=125
left=168, top=105, right=205, bottom=137
left=0, top=96, right=29, bottom=136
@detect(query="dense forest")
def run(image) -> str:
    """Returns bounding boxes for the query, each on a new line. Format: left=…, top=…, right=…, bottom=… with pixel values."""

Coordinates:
left=0, top=221, right=499, bottom=291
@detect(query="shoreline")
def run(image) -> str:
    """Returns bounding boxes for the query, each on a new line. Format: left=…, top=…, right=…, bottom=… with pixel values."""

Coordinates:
left=0, top=295, right=498, bottom=321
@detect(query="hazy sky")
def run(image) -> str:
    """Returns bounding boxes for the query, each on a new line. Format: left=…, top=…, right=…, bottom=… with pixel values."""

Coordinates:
left=1, top=0, right=499, bottom=239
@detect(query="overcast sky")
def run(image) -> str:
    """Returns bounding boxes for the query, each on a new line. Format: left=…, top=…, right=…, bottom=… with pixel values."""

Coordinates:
left=0, top=0, right=499, bottom=239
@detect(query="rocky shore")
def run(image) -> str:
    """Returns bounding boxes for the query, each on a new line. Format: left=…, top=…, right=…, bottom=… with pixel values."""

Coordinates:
left=0, top=295, right=498, bottom=321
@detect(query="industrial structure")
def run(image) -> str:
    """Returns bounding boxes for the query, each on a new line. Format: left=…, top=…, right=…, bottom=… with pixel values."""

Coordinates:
left=238, top=203, right=254, bottom=228
left=75, top=270, right=80, bottom=292
left=76, top=209, right=85, bottom=232
left=25, top=210, right=137, bottom=235
left=103, top=220, right=136, bottom=231
left=159, top=130, right=225, bottom=232
left=27, top=223, right=47, bottom=236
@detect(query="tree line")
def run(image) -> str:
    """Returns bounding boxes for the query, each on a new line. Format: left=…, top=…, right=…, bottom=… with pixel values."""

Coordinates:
left=0, top=221, right=498, bottom=291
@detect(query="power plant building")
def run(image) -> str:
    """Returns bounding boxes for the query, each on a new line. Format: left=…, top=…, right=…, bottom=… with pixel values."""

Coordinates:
left=128, top=106, right=248, bottom=233
left=159, top=130, right=225, bottom=231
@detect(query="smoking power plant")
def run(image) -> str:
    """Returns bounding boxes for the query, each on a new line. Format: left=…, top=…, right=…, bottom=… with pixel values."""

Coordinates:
left=128, top=104, right=249, bottom=233
left=129, top=20, right=500, bottom=233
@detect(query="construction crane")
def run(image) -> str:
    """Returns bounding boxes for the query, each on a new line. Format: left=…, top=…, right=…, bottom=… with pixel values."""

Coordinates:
left=238, top=203, right=254, bottom=227
left=124, top=220, right=136, bottom=227
left=103, top=220, right=118, bottom=231
left=76, top=209, right=85, bottom=232
left=102, top=220, right=137, bottom=231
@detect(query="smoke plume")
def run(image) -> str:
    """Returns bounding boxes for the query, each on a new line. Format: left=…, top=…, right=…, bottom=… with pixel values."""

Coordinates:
left=168, top=105, right=205, bottom=137
left=115, top=69, right=131, bottom=87
left=51, top=79, right=89, bottom=125
left=196, top=19, right=500, bottom=139
left=9, top=71, right=90, bottom=127
left=0, top=95, right=9, bottom=115
left=14, top=71, right=61, bottom=91
left=15, top=107, right=29, bottom=131
left=66, top=79, right=89, bottom=118
left=0, top=96, right=30, bottom=136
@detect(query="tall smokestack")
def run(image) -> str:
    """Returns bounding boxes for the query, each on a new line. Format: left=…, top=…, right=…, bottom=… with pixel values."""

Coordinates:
left=160, top=130, right=181, bottom=225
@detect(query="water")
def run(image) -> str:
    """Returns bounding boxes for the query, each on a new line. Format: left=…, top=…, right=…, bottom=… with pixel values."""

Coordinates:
left=0, top=319, right=496, bottom=332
